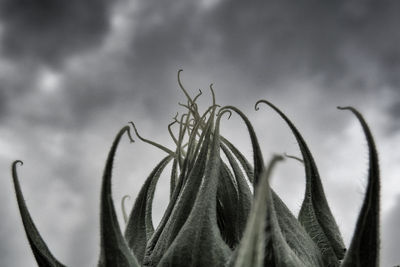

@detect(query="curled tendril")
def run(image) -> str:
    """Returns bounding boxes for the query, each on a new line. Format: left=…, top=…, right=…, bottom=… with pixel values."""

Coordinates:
left=217, top=109, right=232, bottom=120
left=173, top=112, right=179, bottom=121
left=14, top=160, right=24, bottom=167
left=121, top=195, right=131, bottom=224
left=177, top=69, right=195, bottom=107
left=129, top=122, right=175, bottom=156
left=216, top=109, right=232, bottom=122
left=283, top=152, right=304, bottom=163
left=168, top=120, right=179, bottom=145
left=193, top=89, right=203, bottom=103
left=254, top=100, right=263, bottom=111
left=178, top=102, right=199, bottom=118
left=209, top=83, right=216, bottom=107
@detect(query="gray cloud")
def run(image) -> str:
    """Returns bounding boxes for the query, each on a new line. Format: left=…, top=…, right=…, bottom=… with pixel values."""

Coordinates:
left=1, top=0, right=399, bottom=266
left=0, top=0, right=117, bottom=67
left=130, top=0, right=400, bottom=89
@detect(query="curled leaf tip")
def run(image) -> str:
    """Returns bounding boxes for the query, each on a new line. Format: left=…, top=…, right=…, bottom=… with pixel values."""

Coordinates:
left=124, top=124, right=135, bottom=143
left=209, top=83, right=216, bottom=105
left=254, top=99, right=267, bottom=111
left=13, top=160, right=24, bottom=167
left=217, top=109, right=232, bottom=119
left=217, top=109, right=233, bottom=121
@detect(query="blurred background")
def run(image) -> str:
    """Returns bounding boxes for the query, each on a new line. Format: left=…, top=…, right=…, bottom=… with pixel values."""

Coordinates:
left=0, top=0, right=399, bottom=266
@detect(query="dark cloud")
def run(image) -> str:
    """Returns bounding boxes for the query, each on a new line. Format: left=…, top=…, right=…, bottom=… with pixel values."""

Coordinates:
left=0, top=0, right=117, bottom=67
left=1, top=1, right=399, bottom=266
left=130, top=0, right=400, bottom=90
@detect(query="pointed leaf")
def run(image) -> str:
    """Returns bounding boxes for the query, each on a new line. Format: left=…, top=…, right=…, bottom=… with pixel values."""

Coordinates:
left=219, top=106, right=264, bottom=188
left=98, top=126, right=139, bottom=267
left=216, top=161, right=241, bottom=248
left=143, top=117, right=214, bottom=266
left=124, top=155, right=172, bottom=263
left=11, top=160, right=66, bottom=267
left=221, top=136, right=254, bottom=183
left=232, top=156, right=323, bottom=267
left=231, top=156, right=282, bottom=267
left=339, top=107, right=380, bottom=267
left=220, top=105, right=323, bottom=264
left=220, top=143, right=252, bottom=246
left=256, top=100, right=346, bottom=266
left=157, top=110, right=231, bottom=267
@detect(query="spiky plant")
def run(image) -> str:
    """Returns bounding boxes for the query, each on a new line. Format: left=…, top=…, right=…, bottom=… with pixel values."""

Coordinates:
left=11, top=70, right=380, bottom=267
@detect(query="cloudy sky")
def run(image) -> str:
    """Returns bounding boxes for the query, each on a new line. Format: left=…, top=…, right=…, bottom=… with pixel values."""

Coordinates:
left=0, top=0, right=399, bottom=266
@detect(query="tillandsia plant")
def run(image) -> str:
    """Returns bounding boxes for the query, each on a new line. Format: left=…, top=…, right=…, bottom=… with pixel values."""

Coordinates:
left=11, top=70, right=380, bottom=267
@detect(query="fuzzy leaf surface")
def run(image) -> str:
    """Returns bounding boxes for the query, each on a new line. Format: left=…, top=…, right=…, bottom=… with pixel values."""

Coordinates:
left=98, top=126, right=139, bottom=267
left=339, top=107, right=380, bottom=267
left=12, top=160, right=66, bottom=267
left=143, top=118, right=214, bottom=266
left=232, top=156, right=324, bottom=267
left=256, top=100, right=346, bottom=266
left=156, top=111, right=232, bottom=266
left=124, top=155, right=172, bottom=263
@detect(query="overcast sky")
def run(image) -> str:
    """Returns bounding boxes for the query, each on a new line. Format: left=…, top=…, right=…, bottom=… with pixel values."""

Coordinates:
left=0, top=0, right=399, bottom=266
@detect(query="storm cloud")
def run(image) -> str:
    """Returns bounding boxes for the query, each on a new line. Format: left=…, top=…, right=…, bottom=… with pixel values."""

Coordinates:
left=0, top=0, right=117, bottom=67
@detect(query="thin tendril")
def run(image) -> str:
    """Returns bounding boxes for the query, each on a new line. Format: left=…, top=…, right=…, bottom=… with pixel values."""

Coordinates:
left=193, top=89, right=203, bottom=103
left=177, top=69, right=195, bottom=106
left=129, top=122, right=175, bottom=156
left=284, top=153, right=304, bottom=163
left=209, top=83, right=216, bottom=107
left=168, top=120, right=179, bottom=145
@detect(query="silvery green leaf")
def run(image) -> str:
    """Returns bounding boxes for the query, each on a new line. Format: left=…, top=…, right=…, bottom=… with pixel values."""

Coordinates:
left=143, top=116, right=214, bottom=266
left=231, top=156, right=282, bottom=267
left=256, top=100, right=346, bottom=266
left=98, top=126, right=139, bottom=267
left=221, top=104, right=323, bottom=266
left=156, top=111, right=232, bottom=267
left=11, top=160, right=66, bottom=267
left=124, top=155, right=172, bottom=263
left=220, top=143, right=252, bottom=246
left=221, top=136, right=254, bottom=183
left=219, top=106, right=264, bottom=187
left=339, top=107, right=380, bottom=267
left=216, top=161, right=241, bottom=248
left=233, top=156, right=322, bottom=267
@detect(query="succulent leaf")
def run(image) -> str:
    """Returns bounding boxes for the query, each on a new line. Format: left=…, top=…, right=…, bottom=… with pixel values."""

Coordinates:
left=256, top=100, right=346, bottom=266
left=98, top=126, right=139, bottom=267
left=11, top=160, right=66, bottom=267
left=339, top=107, right=380, bottom=267
left=124, top=155, right=172, bottom=263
